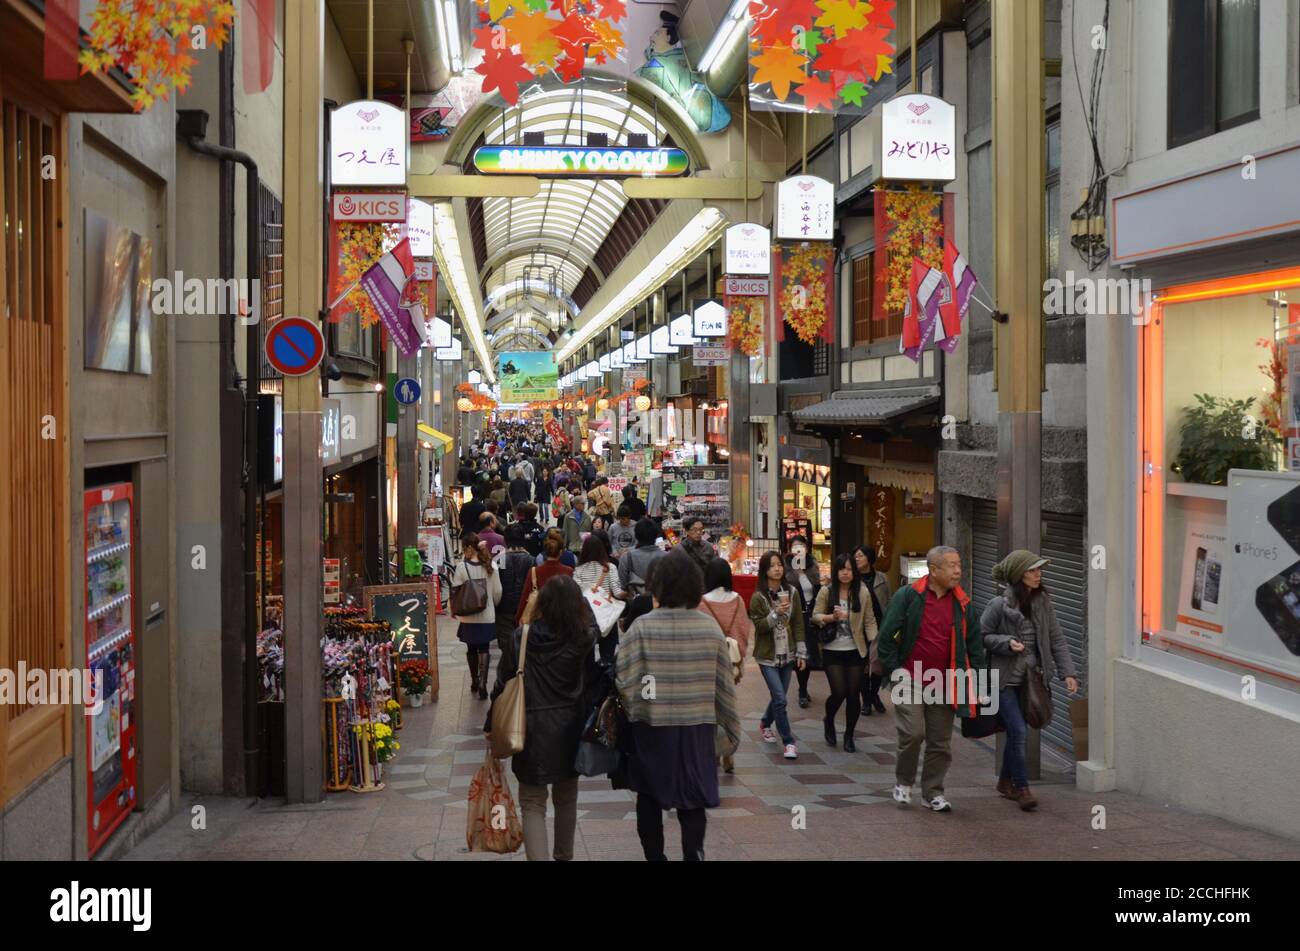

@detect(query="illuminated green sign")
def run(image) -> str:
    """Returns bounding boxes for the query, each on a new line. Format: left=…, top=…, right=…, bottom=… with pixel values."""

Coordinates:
left=472, top=145, right=689, bottom=178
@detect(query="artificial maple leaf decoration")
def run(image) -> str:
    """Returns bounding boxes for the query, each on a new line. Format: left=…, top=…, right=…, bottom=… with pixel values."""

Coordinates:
left=555, top=53, right=585, bottom=83
left=479, top=0, right=515, bottom=21
left=595, top=0, right=627, bottom=21
left=751, top=43, right=809, bottom=101
left=839, top=79, right=868, bottom=106
left=78, top=0, right=236, bottom=112
left=814, top=0, right=868, bottom=38
left=796, top=73, right=838, bottom=112
left=551, top=10, right=599, bottom=50
left=476, top=46, right=536, bottom=105
left=750, top=0, right=822, bottom=47
left=506, top=9, right=563, bottom=66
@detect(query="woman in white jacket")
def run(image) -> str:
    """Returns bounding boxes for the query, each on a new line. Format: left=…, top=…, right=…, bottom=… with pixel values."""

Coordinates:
left=452, top=532, right=503, bottom=700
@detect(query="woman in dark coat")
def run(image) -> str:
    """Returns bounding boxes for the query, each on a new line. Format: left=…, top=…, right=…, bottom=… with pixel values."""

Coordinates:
left=488, top=576, right=599, bottom=861
left=534, top=466, right=554, bottom=525
left=785, top=535, right=824, bottom=708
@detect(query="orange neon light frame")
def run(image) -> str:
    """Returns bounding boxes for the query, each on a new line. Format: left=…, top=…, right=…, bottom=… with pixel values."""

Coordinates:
left=1140, top=265, right=1300, bottom=686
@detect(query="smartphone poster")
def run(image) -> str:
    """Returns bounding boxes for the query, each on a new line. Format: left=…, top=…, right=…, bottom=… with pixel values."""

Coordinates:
left=1226, top=470, right=1300, bottom=674
left=1175, top=514, right=1228, bottom=647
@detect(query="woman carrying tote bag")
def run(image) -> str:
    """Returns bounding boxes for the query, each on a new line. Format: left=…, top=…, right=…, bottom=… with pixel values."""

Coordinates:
left=980, top=550, right=1080, bottom=812
left=452, top=532, right=503, bottom=701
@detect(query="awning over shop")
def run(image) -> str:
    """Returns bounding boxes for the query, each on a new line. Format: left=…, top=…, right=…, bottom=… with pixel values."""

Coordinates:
left=791, top=385, right=941, bottom=428
left=418, top=423, right=452, bottom=455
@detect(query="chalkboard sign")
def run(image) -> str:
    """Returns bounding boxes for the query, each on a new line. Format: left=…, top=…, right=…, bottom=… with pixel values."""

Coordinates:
left=364, top=582, right=439, bottom=701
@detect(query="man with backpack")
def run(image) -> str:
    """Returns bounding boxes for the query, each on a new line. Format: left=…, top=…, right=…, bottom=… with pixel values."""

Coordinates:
left=617, top=518, right=666, bottom=600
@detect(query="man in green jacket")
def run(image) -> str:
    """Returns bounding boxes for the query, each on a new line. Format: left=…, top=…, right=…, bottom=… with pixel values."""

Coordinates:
left=876, top=545, right=985, bottom=812
left=560, top=493, right=592, bottom=554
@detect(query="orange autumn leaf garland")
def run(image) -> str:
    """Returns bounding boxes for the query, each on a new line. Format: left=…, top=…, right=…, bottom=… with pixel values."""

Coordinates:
left=78, top=0, right=237, bottom=112
left=332, top=223, right=402, bottom=329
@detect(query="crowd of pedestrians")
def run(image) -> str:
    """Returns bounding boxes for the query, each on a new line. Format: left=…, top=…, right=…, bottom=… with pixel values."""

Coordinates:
left=448, top=420, right=1079, bottom=860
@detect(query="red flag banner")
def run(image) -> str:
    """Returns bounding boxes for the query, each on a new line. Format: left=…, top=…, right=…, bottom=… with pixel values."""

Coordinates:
left=242, top=0, right=276, bottom=94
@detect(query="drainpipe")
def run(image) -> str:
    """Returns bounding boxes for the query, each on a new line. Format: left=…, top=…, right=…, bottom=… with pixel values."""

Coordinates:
left=178, top=109, right=262, bottom=797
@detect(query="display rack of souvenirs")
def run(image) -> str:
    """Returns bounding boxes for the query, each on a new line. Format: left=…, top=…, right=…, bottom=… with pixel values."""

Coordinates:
left=322, top=605, right=398, bottom=791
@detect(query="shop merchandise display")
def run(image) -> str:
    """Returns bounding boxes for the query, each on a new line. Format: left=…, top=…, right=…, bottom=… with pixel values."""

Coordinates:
left=323, top=606, right=399, bottom=790
left=661, top=464, right=730, bottom=540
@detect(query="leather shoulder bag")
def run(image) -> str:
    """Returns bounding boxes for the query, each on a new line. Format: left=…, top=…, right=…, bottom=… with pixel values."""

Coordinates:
left=490, top=624, right=529, bottom=759
left=451, top=561, right=489, bottom=617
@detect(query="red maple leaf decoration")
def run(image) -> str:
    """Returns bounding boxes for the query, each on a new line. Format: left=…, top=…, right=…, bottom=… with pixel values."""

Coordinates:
left=795, top=73, right=838, bottom=111
left=595, top=0, right=627, bottom=21
left=812, top=33, right=871, bottom=80
left=478, top=10, right=491, bottom=23
left=552, top=10, right=599, bottom=49
left=867, top=0, right=897, bottom=30
left=555, top=53, right=585, bottom=82
left=750, top=0, right=821, bottom=48
left=852, top=27, right=895, bottom=80
left=476, top=47, right=535, bottom=105
left=550, top=0, right=577, bottom=13
left=472, top=25, right=499, bottom=53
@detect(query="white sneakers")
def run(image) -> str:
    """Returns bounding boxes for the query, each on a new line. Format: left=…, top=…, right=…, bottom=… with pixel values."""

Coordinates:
left=783, top=744, right=798, bottom=759
left=760, top=726, right=778, bottom=744
left=892, top=786, right=954, bottom=811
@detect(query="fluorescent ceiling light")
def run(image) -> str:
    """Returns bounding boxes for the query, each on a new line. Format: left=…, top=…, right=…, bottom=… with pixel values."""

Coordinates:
left=698, top=0, right=750, bottom=75
left=557, top=206, right=727, bottom=362
left=651, top=325, right=676, bottom=354
left=433, top=202, right=494, bottom=382
left=670, top=313, right=698, bottom=346
left=436, top=0, right=462, bottom=74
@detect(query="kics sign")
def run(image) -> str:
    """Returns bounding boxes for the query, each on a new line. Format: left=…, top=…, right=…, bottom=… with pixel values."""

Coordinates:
left=332, top=192, right=407, bottom=222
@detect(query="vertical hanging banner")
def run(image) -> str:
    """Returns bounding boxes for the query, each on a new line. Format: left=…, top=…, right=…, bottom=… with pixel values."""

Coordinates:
left=242, top=0, right=277, bottom=94
left=775, top=242, right=835, bottom=346
left=748, top=0, right=897, bottom=113
left=360, top=238, right=424, bottom=358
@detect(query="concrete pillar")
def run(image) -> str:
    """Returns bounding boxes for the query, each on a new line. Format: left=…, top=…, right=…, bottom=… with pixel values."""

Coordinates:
left=396, top=351, right=418, bottom=574
left=281, top=0, right=325, bottom=803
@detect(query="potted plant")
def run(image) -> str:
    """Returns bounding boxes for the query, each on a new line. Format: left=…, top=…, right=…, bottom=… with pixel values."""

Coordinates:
left=1170, top=394, right=1280, bottom=485
left=399, top=660, right=432, bottom=706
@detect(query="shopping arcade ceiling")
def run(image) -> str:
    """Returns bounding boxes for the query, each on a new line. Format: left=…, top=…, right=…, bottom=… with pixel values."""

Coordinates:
left=464, top=85, right=675, bottom=355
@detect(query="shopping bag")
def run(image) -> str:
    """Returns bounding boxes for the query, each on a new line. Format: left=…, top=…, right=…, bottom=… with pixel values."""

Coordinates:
left=465, top=750, right=523, bottom=853
left=489, top=624, right=529, bottom=759
left=585, top=591, right=625, bottom=636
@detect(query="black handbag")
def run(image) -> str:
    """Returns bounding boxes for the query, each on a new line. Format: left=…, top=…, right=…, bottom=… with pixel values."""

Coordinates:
left=450, top=563, right=489, bottom=616
left=1023, top=667, right=1053, bottom=729
left=574, top=705, right=623, bottom=776
left=961, top=654, right=1005, bottom=739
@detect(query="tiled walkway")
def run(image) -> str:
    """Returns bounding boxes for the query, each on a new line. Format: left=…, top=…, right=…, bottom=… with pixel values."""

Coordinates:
left=124, top=615, right=1300, bottom=861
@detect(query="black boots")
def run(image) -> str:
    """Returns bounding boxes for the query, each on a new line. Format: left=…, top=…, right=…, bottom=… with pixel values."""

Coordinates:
left=476, top=652, right=490, bottom=700
left=824, top=716, right=837, bottom=748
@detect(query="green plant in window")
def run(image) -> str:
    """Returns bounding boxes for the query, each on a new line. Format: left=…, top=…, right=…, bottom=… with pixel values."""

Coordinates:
left=1170, top=394, right=1281, bottom=485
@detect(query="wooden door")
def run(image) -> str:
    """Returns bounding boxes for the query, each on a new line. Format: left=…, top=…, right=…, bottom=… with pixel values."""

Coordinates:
left=0, top=79, right=70, bottom=806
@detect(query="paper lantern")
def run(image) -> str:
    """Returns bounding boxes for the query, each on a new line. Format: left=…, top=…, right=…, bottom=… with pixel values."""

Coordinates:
left=596, top=398, right=609, bottom=412
left=456, top=397, right=473, bottom=412
left=635, top=395, right=651, bottom=412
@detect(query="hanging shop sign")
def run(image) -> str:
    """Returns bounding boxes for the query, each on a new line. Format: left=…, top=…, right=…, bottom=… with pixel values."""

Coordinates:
left=330, top=99, right=407, bottom=186
left=725, top=223, right=771, bottom=275
left=670, top=314, right=698, bottom=346
left=414, top=261, right=435, bottom=282
left=693, top=299, right=727, bottom=338
left=775, top=175, right=834, bottom=241
left=405, top=198, right=434, bottom=256
left=472, top=145, right=689, bottom=178
left=724, top=276, right=769, bottom=297
left=435, top=336, right=463, bottom=361
left=693, top=344, right=730, bottom=366
left=323, top=558, right=341, bottom=605
left=429, top=316, right=452, bottom=348
left=874, top=94, right=957, bottom=183
left=332, top=191, right=407, bottom=222
left=320, top=398, right=341, bottom=466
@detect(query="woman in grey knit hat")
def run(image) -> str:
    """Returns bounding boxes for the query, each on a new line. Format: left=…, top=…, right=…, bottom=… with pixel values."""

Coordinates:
left=980, top=550, right=1080, bottom=811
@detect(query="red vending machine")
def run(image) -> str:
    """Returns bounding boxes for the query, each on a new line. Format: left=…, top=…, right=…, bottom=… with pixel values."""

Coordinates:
left=84, top=483, right=137, bottom=855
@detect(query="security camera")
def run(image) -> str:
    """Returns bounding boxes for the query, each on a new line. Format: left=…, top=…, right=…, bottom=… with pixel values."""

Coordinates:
left=324, top=361, right=343, bottom=381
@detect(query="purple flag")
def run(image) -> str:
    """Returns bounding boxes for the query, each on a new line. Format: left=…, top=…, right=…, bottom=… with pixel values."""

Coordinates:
left=360, top=237, right=423, bottom=358
left=900, top=259, right=945, bottom=363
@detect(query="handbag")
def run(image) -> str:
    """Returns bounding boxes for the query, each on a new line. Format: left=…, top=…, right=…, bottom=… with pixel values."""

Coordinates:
left=1023, top=666, right=1054, bottom=729
left=450, top=562, right=488, bottom=616
left=489, top=623, right=530, bottom=759
left=584, top=565, right=625, bottom=635
left=574, top=704, right=623, bottom=777
left=960, top=650, right=1005, bottom=740
left=519, top=567, right=541, bottom=625
left=465, top=749, right=524, bottom=853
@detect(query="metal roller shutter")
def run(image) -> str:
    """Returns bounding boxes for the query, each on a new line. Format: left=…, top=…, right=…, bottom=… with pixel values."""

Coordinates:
left=1039, top=512, right=1087, bottom=766
left=969, top=502, right=1087, bottom=769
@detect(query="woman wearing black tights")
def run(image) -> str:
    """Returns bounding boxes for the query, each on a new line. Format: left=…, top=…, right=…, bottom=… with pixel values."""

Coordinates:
left=810, top=553, right=878, bottom=752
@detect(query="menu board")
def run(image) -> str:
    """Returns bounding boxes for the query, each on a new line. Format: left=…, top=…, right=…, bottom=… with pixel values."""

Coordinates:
left=662, top=464, right=730, bottom=540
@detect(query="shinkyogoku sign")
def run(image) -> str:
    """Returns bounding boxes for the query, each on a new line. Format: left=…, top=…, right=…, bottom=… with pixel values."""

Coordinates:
left=472, top=145, right=689, bottom=178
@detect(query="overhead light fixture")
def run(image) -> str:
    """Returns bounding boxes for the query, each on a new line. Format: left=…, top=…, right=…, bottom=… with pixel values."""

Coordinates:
left=433, top=202, right=494, bottom=382
left=436, top=0, right=463, bottom=74
left=698, top=0, right=751, bottom=75
left=557, top=207, right=727, bottom=362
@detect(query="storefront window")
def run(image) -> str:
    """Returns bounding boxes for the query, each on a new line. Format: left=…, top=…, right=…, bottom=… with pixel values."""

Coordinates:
left=1141, top=267, right=1300, bottom=690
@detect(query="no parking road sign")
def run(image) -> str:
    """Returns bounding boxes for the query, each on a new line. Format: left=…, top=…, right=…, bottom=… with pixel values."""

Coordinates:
left=265, top=317, right=325, bottom=376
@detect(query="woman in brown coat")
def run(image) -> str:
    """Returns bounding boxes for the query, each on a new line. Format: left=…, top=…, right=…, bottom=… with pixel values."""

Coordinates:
left=810, top=553, right=878, bottom=752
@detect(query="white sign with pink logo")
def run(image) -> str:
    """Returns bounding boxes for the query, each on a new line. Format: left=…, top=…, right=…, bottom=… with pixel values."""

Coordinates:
left=330, top=100, right=407, bottom=186
left=877, top=94, right=956, bottom=182
left=724, top=223, right=771, bottom=275
left=775, top=176, right=834, bottom=241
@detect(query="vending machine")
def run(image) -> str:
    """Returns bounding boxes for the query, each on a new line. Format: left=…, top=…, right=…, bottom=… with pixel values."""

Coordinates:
left=84, top=483, right=137, bottom=856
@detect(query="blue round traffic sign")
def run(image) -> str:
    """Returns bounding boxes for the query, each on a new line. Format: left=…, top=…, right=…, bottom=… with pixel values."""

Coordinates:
left=395, top=377, right=421, bottom=405
left=265, top=317, right=325, bottom=376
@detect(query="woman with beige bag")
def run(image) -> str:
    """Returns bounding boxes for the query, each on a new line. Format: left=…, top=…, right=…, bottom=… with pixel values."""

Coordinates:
left=486, top=576, right=600, bottom=860
left=810, top=553, right=878, bottom=752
